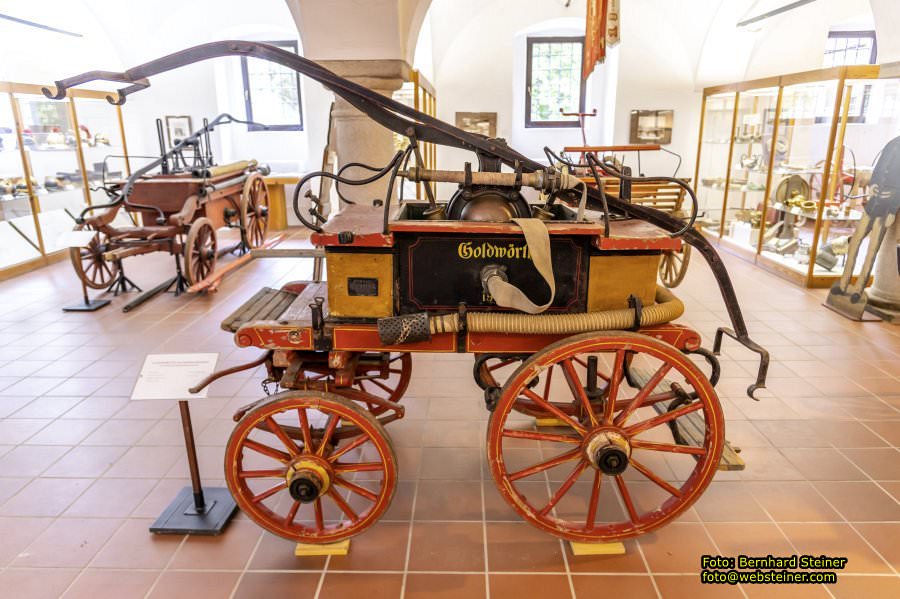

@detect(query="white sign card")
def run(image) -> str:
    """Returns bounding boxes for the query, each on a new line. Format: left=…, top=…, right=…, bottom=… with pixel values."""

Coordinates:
left=131, top=353, right=219, bottom=401
left=57, top=229, right=98, bottom=248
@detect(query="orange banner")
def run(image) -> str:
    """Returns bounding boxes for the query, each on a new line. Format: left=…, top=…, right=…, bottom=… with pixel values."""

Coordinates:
left=583, top=0, right=620, bottom=80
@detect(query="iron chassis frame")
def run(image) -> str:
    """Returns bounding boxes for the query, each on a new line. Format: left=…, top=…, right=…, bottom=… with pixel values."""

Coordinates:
left=42, top=40, right=768, bottom=398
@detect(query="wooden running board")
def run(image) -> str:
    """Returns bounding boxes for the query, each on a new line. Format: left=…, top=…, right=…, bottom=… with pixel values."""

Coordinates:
left=629, top=367, right=745, bottom=471
left=220, top=287, right=299, bottom=332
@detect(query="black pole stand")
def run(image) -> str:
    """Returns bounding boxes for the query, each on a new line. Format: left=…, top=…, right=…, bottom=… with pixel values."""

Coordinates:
left=63, top=278, right=111, bottom=312
left=122, top=254, right=189, bottom=312
left=107, top=259, right=142, bottom=296
left=150, top=400, right=236, bottom=535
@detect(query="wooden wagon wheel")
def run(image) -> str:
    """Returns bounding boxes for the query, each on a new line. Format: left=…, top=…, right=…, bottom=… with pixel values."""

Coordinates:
left=69, top=222, right=118, bottom=289
left=240, top=173, right=269, bottom=249
left=225, top=389, right=397, bottom=543
left=659, top=245, right=691, bottom=288
left=183, top=217, right=217, bottom=286
left=487, top=331, right=724, bottom=542
left=305, top=353, right=412, bottom=416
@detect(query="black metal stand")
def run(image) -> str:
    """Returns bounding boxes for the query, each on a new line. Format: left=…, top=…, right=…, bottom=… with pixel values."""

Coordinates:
left=121, top=254, right=188, bottom=313
left=150, top=400, right=236, bottom=535
left=171, top=253, right=189, bottom=296
left=63, top=279, right=111, bottom=312
left=107, top=259, right=141, bottom=296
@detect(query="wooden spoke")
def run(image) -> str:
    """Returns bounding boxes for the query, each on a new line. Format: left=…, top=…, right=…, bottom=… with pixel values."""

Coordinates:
left=238, top=469, right=285, bottom=479
left=561, top=358, right=598, bottom=427
left=327, top=433, right=370, bottom=462
left=586, top=470, right=602, bottom=529
left=243, top=439, right=291, bottom=462
left=542, top=364, right=554, bottom=401
left=614, top=364, right=672, bottom=427
left=624, top=401, right=703, bottom=437
left=328, top=488, right=360, bottom=523
left=630, top=439, right=706, bottom=456
left=630, top=458, right=682, bottom=498
left=603, top=351, right=626, bottom=425
left=264, top=416, right=300, bottom=456
left=335, top=476, right=378, bottom=502
left=538, top=460, right=589, bottom=516
left=316, top=414, right=339, bottom=456
left=489, top=359, right=517, bottom=371
left=285, top=500, right=300, bottom=526
left=314, top=498, right=324, bottom=531
left=369, top=379, right=393, bottom=395
left=297, top=408, right=313, bottom=453
left=501, top=429, right=582, bottom=444
left=333, top=462, right=383, bottom=473
left=251, top=481, right=287, bottom=503
left=508, top=448, right=582, bottom=482
left=615, top=475, right=639, bottom=524
left=521, top=388, right=587, bottom=435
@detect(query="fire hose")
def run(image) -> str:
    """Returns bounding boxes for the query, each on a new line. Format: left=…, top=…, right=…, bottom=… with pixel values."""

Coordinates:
left=378, top=286, right=683, bottom=345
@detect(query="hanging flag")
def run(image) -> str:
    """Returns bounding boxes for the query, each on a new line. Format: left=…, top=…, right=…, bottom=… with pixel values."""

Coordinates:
left=583, top=0, right=620, bottom=80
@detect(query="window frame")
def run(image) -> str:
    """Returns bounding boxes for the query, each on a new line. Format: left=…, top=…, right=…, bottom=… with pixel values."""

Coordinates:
left=824, top=30, right=877, bottom=67
left=524, top=35, right=587, bottom=129
left=819, top=30, right=877, bottom=124
left=240, top=40, right=303, bottom=132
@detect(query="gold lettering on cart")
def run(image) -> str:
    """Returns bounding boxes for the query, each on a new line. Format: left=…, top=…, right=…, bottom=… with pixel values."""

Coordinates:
left=457, top=241, right=530, bottom=260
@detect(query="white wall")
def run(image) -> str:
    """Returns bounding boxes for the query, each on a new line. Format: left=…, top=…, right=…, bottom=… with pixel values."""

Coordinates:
left=0, top=0, right=331, bottom=175
left=422, top=0, right=616, bottom=174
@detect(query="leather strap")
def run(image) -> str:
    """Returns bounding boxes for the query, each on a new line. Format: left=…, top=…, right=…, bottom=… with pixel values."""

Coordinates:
left=486, top=217, right=555, bottom=314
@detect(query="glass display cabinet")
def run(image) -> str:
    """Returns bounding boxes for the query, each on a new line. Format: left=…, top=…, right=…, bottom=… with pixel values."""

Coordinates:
left=694, top=92, right=736, bottom=237
left=694, top=65, right=891, bottom=288
left=0, top=83, right=131, bottom=278
left=0, top=93, right=42, bottom=269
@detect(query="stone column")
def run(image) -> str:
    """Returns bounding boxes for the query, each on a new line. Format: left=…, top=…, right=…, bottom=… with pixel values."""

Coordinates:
left=318, top=60, right=411, bottom=206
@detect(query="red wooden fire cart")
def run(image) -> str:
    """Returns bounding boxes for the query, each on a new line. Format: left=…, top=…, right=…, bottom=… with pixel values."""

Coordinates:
left=47, top=41, right=768, bottom=547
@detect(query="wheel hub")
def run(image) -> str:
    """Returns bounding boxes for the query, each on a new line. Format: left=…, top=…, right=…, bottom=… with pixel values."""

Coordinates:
left=584, top=429, right=631, bottom=475
left=286, top=459, right=331, bottom=503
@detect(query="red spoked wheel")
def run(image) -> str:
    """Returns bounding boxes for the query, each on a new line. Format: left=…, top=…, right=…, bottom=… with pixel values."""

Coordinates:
left=305, top=353, right=412, bottom=416
left=487, top=331, right=724, bottom=542
left=225, top=390, right=397, bottom=544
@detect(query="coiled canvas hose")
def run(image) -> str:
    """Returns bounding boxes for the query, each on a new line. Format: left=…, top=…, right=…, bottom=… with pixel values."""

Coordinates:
left=377, top=286, right=684, bottom=345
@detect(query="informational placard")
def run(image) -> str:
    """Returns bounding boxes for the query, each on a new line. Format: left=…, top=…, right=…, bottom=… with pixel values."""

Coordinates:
left=57, top=229, right=98, bottom=248
left=131, top=353, right=218, bottom=401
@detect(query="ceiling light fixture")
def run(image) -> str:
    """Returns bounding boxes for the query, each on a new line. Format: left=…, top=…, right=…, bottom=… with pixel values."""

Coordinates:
left=0, top=13, right=82, bottom=38
left=737, top=0, right=817, bottom=29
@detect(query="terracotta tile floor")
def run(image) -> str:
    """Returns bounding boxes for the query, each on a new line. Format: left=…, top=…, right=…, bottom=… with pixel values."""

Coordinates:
left=0, top=229, right=897, bottom=598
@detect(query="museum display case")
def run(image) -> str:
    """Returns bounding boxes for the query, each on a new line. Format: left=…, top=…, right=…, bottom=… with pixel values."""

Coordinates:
left=694, top=65, right=889, bottom=287
left=694, top=91, right=736, bottom=236
left=0, top=92, right=42, bottom=269
left=0, top=83, right=131, bottom=277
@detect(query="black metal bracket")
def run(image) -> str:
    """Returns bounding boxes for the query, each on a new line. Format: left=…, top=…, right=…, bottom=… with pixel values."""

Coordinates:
left=713, top=327, right=770, bottom=400
left=627, top=294, right=643, bottom=331
left=685, top=347, right=721, bottom=388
